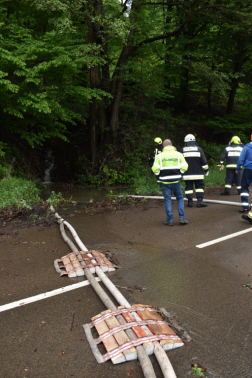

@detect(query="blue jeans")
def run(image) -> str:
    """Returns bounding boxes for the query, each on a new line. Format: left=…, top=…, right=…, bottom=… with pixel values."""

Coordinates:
left=162, top=182, right=185, bottom=222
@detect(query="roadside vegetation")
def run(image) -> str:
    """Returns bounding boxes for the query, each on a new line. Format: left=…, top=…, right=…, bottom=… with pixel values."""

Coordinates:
left=134, top=165, right=226, bottom=196
left=0, top=0, right=251, bottom=215
left=0, top=176, right=41, bottom=210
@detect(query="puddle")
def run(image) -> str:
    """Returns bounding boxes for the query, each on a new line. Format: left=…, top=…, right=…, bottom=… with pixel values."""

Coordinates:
left=40, top=184, right=130, bottom=203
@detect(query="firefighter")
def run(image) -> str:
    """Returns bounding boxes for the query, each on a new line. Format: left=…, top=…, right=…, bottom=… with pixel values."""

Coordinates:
left=181, top=134, right=209, bottom=208
left=219, top=136, right=243, bottom=195
left=147, top=137, right=163, bottom=164
left=147, top=137, right=163, bottom=184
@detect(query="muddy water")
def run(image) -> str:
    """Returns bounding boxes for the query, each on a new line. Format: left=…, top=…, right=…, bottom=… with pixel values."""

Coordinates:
left=40, top=184, right=129, bottom=203
left=1, top=197, right=252, bottom=378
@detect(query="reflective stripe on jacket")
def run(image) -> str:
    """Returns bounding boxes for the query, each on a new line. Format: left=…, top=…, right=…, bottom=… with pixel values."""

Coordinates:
left=152, top=146, right=188, bottom=184
left=181, top=143, right=208, bottom=180
left=220, top=143, right=243, bottom=168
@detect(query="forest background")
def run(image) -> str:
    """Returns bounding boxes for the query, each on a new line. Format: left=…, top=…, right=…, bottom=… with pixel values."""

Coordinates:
left=1, top=0, right=252, bottom=207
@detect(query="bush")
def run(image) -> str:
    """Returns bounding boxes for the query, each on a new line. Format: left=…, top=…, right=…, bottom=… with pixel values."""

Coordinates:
left=0, top=177, right=41, bottom=210
left=46, top=191, right=76, bottom=207
left=197, top=139, right=225, bottom=166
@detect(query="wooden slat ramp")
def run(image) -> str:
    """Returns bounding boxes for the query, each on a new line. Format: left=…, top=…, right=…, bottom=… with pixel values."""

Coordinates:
left=84, top=305, right=184, bottom=364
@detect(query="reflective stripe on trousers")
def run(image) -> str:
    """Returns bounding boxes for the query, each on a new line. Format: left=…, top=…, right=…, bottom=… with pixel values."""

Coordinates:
left=184, top=179, right=204, bottom=199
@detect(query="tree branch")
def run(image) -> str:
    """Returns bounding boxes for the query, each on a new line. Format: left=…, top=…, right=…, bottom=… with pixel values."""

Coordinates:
left=135, top=0, right=201, bottom=49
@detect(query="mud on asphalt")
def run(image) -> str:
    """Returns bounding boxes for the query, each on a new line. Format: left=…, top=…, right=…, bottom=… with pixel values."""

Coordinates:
left=0, top=192, right=252, bottom=378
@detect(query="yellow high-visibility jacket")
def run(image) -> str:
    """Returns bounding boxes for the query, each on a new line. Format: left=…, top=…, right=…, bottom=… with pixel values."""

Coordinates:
left=152, top=146, right=188, bottom=184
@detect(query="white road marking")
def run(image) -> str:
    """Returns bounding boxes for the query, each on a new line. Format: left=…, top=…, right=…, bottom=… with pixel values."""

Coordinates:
left=0, top=278, right=100, bottom=313
left=196, top=228, right=252, bottom=248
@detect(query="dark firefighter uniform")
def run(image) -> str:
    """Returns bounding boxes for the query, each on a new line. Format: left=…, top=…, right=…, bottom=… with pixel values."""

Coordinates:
left=147, top=137, right=163, bottom=183
left=181, top=134, right=209, bottom=208
left=219, top=136, right=243, bottom=195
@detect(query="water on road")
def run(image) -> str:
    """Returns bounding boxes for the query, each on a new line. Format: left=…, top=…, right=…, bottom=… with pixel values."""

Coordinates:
left=1, top=193, right=252, bottom=378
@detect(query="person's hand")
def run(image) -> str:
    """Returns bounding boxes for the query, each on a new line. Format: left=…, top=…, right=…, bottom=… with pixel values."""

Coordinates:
left=219, top=164, right=224, bottom=172
left=205, top=171, right=209, bottom=176
left=235, top=170, right=239, bottom=174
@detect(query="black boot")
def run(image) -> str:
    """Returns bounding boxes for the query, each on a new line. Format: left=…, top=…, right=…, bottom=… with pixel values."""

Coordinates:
left=188, top=198, right=193, bottom=208
left=239, top=206, right=251, bottom=213
left=242, top=215, right=252, bottom=224
left=197, top=198, right=207, bottom=208
left=220, top=191, right=230, bottom=195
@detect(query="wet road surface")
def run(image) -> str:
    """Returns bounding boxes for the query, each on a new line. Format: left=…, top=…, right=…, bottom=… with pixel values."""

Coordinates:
left=1, top=193, right=252, bottom=378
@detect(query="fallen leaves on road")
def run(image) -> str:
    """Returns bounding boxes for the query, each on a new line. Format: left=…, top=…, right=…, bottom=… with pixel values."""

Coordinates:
left=126, top=369, right=135, bottom=376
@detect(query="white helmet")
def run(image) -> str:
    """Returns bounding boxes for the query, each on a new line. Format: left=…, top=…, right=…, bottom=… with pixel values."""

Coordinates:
left=184, top=134, right=196, bottom=142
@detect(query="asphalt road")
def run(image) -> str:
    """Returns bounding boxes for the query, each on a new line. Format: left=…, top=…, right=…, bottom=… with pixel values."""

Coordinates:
left=1, top=194, right=252, bottom=378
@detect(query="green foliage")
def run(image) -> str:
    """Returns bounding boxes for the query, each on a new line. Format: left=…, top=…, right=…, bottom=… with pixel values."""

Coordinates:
left=133, top=167, right=162, bottom=196
left=0, top=176, right=41, bottom=210
left=0, top=0, right=111, bottom=147
left=46, top=190, right=76, bottom=207
left=197, top=140, right=225, bottom=166
left=205, top=113, right=252, bottom=141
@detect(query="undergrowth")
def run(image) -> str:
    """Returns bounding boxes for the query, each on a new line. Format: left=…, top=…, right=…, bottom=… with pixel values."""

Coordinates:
left=0, top=177, right=41, bottom=210
left=46, top=191, right=77, bottom=208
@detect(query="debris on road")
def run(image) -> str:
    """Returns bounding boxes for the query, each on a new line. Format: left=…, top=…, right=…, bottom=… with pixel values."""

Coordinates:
left=70, top=312, right=76, bottom=331
left=115, top=285, right=146, bottom=292
left=159, top=308, right=192, bottom=342
left=243, top=284, right=252, bottom=290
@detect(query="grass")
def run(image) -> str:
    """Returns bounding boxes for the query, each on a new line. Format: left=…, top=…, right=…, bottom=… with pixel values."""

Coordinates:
left=204, top=165, right=226, bottom=188
left=133, top=165, right=225, bottom=196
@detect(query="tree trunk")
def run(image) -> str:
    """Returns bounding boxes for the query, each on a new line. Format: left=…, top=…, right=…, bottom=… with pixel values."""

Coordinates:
left=85, top=0, right=102, bottom=166
left=89, top=97, right=96, bottom=169
left=226, top=78, right=239, bottom=114
left=163, top=3, right=173, bottom=97
left=207, top=81, right=212, bottom=110
left=98, top=100, right=107, bottom=141
left=226, top=40, right=245, bottom=115
left=108, top=0, right=140, bottom=137
left=179, top=67, right=189, bottom=111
